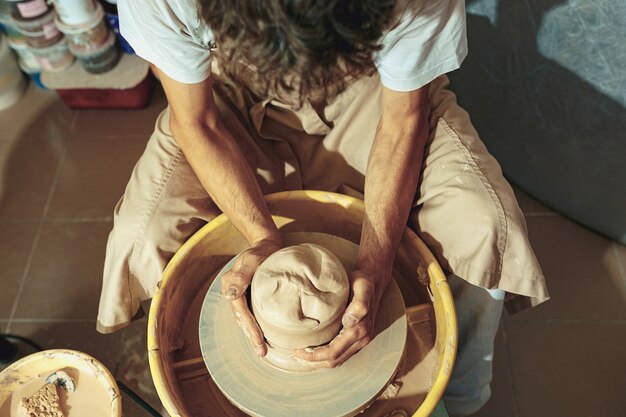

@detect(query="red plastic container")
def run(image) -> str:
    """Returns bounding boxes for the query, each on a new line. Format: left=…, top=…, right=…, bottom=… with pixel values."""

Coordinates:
left=41, top=53, right=155, bottom=109
left=56, top=73, right=154, bottom=109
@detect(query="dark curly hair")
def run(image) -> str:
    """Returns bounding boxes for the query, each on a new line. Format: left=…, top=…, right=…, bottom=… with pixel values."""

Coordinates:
left=198, top=0, right=397, bottom=105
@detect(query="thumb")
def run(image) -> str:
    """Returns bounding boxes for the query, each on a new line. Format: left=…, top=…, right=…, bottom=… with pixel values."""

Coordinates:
left=221, top=259, right=254, bottom=300
left=342, top=272, right=375, bottom=328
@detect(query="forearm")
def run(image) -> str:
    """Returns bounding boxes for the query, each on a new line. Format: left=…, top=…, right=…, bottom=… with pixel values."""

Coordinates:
left=357, top=85, right=430, bottom=275
left=170, top=113, right=280, bottom=246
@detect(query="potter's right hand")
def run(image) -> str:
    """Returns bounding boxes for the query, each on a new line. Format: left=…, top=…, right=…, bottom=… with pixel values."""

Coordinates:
left=221, top=238, right=282, bottom=357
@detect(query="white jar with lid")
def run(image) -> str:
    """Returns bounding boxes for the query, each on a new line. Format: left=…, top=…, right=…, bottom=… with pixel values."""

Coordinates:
left=52, top=0, right=98, bottom=26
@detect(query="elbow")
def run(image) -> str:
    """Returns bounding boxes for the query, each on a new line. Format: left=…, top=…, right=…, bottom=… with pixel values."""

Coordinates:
left=169, top=108, right=222, bottom=144
left=378, top=116, right=428, bottom=149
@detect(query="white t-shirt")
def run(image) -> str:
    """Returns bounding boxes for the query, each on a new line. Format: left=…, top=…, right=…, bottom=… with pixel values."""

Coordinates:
left=118, top=0, right=467, bottom=92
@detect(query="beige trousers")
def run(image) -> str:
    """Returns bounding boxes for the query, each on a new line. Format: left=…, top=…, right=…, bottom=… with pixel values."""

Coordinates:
left=96, top=74, right=548, bottom=333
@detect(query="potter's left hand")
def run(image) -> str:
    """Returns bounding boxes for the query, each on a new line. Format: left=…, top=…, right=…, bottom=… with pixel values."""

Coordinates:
left=294, top=268, right=390, bottom=367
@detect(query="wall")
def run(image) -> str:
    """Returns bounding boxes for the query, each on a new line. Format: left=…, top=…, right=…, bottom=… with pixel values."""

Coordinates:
left=449, top=0, right=626, bottom=243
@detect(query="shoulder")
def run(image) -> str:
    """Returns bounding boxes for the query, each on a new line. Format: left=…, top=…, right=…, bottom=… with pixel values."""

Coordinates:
left=385, top=0, right=424, bottom=31
left=385, top=0, right=464, bottom=33
left=120, top=0, right=213, bottom=47
left=375, top=0, right=467, bottom=91
left=118, top=0, right=214, bottom=84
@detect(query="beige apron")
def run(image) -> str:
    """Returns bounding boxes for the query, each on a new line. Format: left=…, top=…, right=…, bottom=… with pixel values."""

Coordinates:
left=96, top=65, right=548, bottom=333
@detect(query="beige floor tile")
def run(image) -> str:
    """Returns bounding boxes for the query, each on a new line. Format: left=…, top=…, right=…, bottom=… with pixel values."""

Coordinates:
left=507, top=321, right=626, bottom=417
left=0, top=139, right=65, bottom=220
left=512, top=185, right=553, bottom=214
left=514, top=215, right=626, bottom=321
left=45, top=138, right=147, bottom=219
left=7, top=321, right=123, bottom=372
left=13, top=222, right=111, bottom=320
left=472, top=323, right=517, bottom=417
left=71, top=85, right=167, bottom=139
left=0, top=223, right=39, bottom=318
left=0, top=84, right=74, bottom=142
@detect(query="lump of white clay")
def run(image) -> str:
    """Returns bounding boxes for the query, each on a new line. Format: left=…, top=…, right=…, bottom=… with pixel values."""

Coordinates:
left=45, top=371, right=75, bottom=392
left=251, top=243, right=349, bottom=350
left=18, top=384, right=65, bottom=417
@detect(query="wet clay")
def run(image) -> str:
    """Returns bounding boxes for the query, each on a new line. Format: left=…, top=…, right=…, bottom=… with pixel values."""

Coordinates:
left=17, top=384, right=64, bottom=417
left=0, top=369, right=110, bottom=417
left=251, top=243, right=349, bottom=352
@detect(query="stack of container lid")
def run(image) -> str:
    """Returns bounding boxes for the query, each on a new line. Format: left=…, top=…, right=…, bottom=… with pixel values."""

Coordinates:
left=53, top=0, right=120, bottom=74
left=7, top=35, right=46, bottom=88
left=7, top=0, right=74, bottom=72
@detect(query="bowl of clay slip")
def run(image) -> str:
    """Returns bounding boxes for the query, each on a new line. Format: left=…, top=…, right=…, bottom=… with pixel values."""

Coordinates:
left=0, top=349, right=121, bottom=417
left=251, top=243, right=350, bottom=371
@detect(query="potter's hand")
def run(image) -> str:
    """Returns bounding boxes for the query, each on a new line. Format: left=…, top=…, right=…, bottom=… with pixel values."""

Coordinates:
left=221, top=238, right=282, bottom=357
left=294, top=268, right=390, bottom=367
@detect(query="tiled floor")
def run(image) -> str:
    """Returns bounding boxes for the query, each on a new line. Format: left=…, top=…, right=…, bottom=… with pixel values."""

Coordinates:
left=1, top=83, right=625, bottom=417
left=0, top=84, right=166, bottom=414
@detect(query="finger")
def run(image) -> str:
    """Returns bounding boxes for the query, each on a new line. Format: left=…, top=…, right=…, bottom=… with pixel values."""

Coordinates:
left=221, top=256, right=255, bottom=300
left=342, top=275, right=375, bottom=328
left=221, top=270, right=250, bottom=300
left=230, top=296, right=267, bottom=357
left=294, top=316, right=372, bottom=362
left=329, top=335, right=372, bottom=368
left=221, top=245, right=277, bottom=299
left=296, top=334, right=372, bottom=369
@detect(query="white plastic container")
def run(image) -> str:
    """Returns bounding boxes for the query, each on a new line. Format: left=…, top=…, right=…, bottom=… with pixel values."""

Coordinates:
left=30, top=37, right=75, bottom=72
left=52, top=0, right=97, bottom=26
left=0, top=34, right=24, bottom=87
left=7, top=35, right=40, bottom=69
left=0, top=34, right=27, bottom=110
left=18, top=59, right=46, bottom=89
left=54, top=1, right=108, bottom=51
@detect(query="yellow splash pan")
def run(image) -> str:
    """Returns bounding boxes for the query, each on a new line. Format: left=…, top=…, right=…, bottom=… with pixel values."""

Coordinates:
left=147, top=191, right=457, bottom=417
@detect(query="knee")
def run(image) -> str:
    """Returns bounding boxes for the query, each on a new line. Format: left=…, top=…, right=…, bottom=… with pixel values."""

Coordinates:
left=107, top=213, right=169, bottom=295
left=110, top=196, right=144, bottom=242
left=109, top=197, right=160, bottom=268
left=463, top=192, right=504, bottom=243
left=415, top=189, right=504, bottom=246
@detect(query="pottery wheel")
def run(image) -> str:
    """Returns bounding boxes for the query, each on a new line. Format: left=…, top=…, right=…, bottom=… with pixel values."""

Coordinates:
left=199, top=232, right=407, bottom=417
